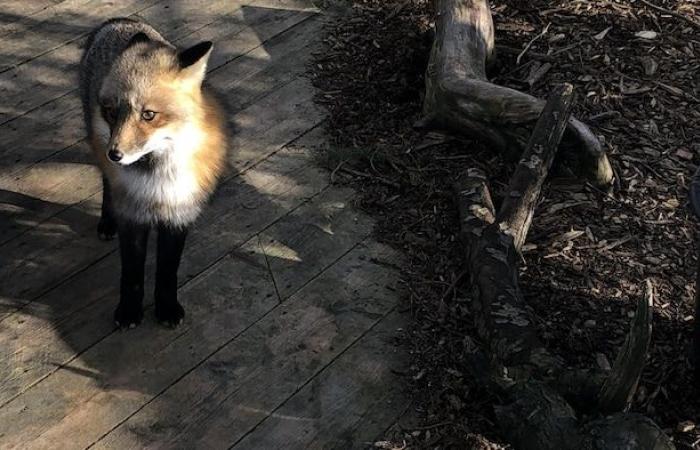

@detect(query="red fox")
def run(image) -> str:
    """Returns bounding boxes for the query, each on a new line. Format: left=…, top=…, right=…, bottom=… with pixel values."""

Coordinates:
left=79, top=18, right=228, bottom=328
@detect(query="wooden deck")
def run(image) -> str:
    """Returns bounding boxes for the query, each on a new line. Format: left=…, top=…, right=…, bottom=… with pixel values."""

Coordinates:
left=0, top=1, right=408, bottom=448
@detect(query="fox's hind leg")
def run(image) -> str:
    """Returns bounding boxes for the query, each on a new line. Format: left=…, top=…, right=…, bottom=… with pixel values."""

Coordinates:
left=154, top=225, right=188, bottom=327
left=98, top=176, right=117, bottom=240
left=115, top=221, right=150, bottom=328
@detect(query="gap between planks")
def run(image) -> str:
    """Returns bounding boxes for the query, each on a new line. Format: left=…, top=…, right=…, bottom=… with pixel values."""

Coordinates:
left=229, top=306, right=405, bottom=450
left=0, top=0, right=319, bottom=125
left=91, top=238, right=376, bottom=449
left=89, top=240, right=403, bottom=449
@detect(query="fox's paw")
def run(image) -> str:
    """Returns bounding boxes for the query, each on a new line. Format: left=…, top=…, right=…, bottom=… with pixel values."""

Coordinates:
left=98, top=215, right=117, bottom=241
left=155, top=301, right=185, bottom=328
left=114, top=303, right=143, bottom=329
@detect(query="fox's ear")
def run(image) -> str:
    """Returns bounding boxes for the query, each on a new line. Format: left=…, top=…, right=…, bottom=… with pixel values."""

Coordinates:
left=178, top=41, right=213, bottom=86
left=127, top=32, right=151, bottom=48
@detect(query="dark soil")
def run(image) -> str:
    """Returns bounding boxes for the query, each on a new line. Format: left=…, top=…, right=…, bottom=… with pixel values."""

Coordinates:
left=309, top=0, right=700, bottom=448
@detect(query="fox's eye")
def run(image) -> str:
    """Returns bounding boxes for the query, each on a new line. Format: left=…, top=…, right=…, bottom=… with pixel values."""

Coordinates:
left=141, top=110, right=156, bottom=121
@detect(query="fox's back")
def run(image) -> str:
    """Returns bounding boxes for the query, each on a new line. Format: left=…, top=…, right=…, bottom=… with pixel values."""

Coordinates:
left=79, top=18, right=171, bottom=126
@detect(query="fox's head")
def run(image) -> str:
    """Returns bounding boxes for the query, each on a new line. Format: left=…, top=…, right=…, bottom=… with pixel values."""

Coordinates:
left=97, top=33, right=214, bottom=166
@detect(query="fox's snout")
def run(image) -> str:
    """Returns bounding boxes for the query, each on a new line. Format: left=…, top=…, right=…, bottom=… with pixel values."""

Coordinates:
left=106, top=144, right=151, bottom=165
left=104, top=118, right=153, bottom=165
left=108, top=148, right=124, bottom=162
left=106, top=137, right=151, bottom=165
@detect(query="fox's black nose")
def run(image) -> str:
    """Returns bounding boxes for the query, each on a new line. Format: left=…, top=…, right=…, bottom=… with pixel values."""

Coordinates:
left=108, top=149, right=123, bottom=162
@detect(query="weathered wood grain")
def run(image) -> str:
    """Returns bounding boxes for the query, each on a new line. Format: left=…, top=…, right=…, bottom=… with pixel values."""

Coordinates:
left=233, top=310, right=408, bottom=450
left=497, top=83, right=574, bottom=251
left=0, top=0, right=162, bottom=72
left=0, top=185, right=377, bottom=449
left=0, top=242, right=278, bottom=449
left=0, top=0, right=68, bottom=37
left=423, top=0, right=613, bottom=186
left=92, top=241, right=402, bottom=449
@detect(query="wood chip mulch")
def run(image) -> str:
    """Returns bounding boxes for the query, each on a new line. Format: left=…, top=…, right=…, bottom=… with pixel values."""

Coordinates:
left=308, top=0, right=700, bottom=448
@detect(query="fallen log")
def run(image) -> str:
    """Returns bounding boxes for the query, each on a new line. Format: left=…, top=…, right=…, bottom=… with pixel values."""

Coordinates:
left=454, top=85, right=672, bottom=449
left=422, top=0, right=614, bottom=188
left=422, top=0, right=669, bottom=446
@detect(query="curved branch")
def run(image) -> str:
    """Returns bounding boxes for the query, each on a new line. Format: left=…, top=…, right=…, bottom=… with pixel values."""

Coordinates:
left=423, top=0, right=614, bottom=187
left=597, top=280, right=654, bottom=413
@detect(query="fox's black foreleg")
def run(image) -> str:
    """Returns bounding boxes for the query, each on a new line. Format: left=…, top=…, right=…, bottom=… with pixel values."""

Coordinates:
left=98, top=176, right=118, bottom=240
left=115, top=221, right=150, bottom=328
left=154, top=225, right=188, bottom=327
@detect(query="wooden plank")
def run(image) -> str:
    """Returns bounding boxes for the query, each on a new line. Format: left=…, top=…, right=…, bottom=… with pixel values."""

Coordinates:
left=0, top=2, right=316, bottom=173
left=0, top=141, right=99, bottom=246
left=0, top=0, right=316, bottom=125
left=0, top=184, right=376, bottom=449
left=0, top=90, right=84, bottom=176
left=0, top=0, right=162, bottom=73
left=258, top=190, right=373, bottom=300
left=0, top=0, right=302, bottom=69
left=0, top=0, right=68, bottom=37
left=92, top=240, right=401, bottom=449
left=0, top=16, right=320, bottom=245
left=0, top=76, right=324, bottom=320
left=233, top=310, right=409, bottom=450
left=0, top=127, right=328, bottom=409
left=0, top=243, right=277, bottom=449
left=182, top=132, right=332, bottom=279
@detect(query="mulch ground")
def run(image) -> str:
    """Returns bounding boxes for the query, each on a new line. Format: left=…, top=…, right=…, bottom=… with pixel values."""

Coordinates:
left=308, top=0, right=700, bottom=448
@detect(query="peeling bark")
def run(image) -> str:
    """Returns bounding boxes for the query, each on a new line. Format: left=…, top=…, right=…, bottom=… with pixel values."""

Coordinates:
left=498, top=83, right=575, bottom=251
left=455, top=171, right=557, bottom=370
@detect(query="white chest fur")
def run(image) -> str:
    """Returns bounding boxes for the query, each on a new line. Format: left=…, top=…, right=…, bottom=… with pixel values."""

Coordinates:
left=115, top=159, right=202, bottom=226
left=108, top=123, right=208, bottom=227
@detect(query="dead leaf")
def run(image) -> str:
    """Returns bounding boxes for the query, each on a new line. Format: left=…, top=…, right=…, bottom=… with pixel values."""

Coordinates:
left=593, top=27, right=612, bottom=41
left=676, top=148, right=694, bottom=161
left=635, top=30, right=659, bottom=39
left=677, top=421, right=696, bottom=433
